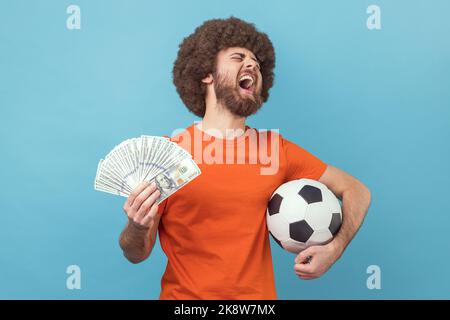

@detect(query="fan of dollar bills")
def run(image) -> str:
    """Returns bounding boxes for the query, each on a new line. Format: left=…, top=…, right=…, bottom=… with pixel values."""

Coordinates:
left=94, top=135, right=201, bottom=204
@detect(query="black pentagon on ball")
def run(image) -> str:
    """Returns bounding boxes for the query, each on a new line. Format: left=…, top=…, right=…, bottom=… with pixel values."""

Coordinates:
left=268, top=193, right=283, bottom=216
left=269, top=231, right=284, bottom=249
left=289, top=220, right=314, bottom=243
left=298, top=185, right=322, bottom=204
left=329, top=212, right=342, bottom=236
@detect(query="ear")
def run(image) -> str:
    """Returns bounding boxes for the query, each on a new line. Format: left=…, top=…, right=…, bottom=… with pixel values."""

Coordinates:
left=201, top=73, right=213, bottom=85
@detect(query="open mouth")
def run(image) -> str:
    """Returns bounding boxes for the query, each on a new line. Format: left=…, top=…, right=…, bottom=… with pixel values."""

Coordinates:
left=238, top=74, right=255, bottom=94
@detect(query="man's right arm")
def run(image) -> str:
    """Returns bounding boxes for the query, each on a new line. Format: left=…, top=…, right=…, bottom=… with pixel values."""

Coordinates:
left=119, top=181, right=161, bottom=264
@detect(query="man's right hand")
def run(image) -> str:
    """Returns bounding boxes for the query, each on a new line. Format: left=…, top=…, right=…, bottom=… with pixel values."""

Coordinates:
left=123, top=181, right=161, bottom=230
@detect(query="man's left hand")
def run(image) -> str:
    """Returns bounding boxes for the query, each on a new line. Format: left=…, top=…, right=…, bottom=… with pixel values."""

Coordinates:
left=293, top=242, right=342, bottom=280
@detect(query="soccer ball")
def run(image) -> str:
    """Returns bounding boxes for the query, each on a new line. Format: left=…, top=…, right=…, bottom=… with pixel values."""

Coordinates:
left=266, top=179, right=342, bottom=253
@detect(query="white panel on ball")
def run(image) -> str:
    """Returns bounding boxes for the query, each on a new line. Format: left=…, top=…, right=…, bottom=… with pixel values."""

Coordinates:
left=267, top=213, right=291, bottom=242
left=305, top=201, right=333, bottom=230
left=307, top=229, right=333, bottom=246
left=322, top=188, right=342, bottom=215
left=279, top=194, right=308, bottom=224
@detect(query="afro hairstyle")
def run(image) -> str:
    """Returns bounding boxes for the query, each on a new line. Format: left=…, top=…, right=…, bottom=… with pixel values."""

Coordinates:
left=172, top=16, right=276, bottom=117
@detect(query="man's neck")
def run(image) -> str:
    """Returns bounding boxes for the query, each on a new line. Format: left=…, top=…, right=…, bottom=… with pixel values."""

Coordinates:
left=199, top=100, right=247, bottom=139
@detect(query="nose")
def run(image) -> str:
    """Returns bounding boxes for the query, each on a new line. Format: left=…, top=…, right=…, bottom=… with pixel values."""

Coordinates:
left=244, top=58, right=258, bottom=71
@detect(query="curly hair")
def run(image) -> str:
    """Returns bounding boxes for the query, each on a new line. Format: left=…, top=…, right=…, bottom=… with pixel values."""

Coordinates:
left=173, top=16, right=276, bottom=118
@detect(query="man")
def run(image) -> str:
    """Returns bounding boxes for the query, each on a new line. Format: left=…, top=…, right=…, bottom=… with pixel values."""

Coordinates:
left=119, top=17, right=372, bottom=299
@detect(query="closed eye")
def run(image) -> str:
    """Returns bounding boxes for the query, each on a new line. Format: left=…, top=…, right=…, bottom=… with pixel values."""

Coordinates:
left=231, top=56, right=260, bottom=70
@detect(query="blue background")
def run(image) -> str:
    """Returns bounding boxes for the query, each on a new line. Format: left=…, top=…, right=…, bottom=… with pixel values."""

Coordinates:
left=1, top=0, right=449, bottom=299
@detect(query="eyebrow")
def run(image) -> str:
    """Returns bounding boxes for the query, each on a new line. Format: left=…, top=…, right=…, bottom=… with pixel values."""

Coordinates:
left=230, top=52, right=260, bottom=64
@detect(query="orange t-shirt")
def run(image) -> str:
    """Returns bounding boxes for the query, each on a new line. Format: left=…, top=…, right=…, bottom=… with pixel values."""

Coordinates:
left=156, top=123, right=327, bottom=299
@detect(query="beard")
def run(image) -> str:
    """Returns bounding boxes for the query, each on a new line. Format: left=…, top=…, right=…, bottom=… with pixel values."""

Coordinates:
left=213, top=72, right=263, bottom=117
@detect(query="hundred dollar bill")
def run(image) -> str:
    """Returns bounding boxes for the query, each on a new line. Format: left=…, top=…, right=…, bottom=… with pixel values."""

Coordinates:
left=147, top=157, right=201, bottom=204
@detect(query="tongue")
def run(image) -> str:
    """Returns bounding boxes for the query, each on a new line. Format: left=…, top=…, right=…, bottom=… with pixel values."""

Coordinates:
left=240, top=78, right=253, bottom=89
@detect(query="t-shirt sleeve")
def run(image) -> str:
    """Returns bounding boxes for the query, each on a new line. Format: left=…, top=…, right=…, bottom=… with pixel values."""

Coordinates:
left=282, top=136, right=327, bottom=182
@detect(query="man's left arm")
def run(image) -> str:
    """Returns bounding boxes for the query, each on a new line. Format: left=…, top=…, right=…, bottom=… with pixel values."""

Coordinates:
left=294, top=164, right=372, bottom=280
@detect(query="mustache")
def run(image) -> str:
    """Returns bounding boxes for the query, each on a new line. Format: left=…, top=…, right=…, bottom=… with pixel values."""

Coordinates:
left=213, top=71, right=260, bottom=91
